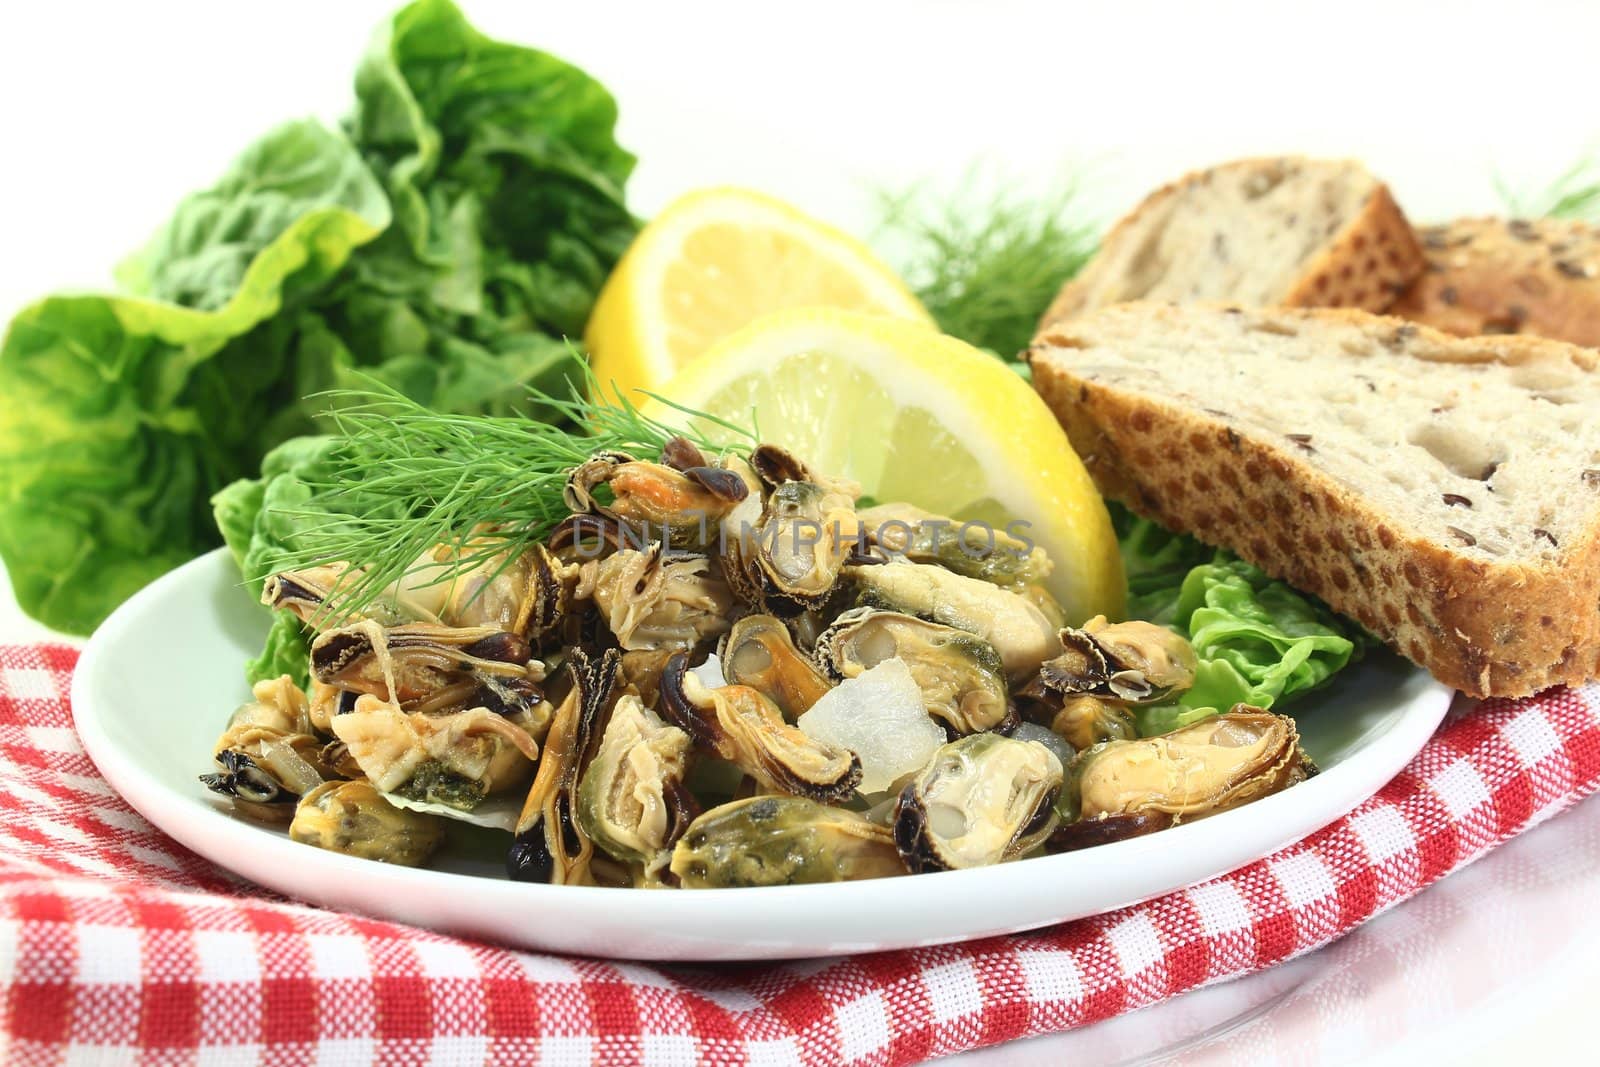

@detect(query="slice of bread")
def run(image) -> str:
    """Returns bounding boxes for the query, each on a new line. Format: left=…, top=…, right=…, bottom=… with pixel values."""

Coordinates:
left=1041, top=157, right=1426, bottom=328
left=1028, top=302, right=1600, bottom=698
left=1390, top=216, right=1600, bottom=346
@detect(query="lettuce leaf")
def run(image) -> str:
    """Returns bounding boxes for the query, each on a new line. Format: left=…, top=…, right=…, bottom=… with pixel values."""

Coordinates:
left=212, top=435, right=377, bottom=596
left=217, top=433, right=407, bottom=687
left=214, top=437, right=337, bottom=688
left=246, top=610, right=312, bottom=689
left=0, top=122, right=389, bottom=634
left=1114, top=500, right=1214, bottom=625
left=1113, top=507, right=1365, bottom=735
left=0, top=0, right=636, bottom=634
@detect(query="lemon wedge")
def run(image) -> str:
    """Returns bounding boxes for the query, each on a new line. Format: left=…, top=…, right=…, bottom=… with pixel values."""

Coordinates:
left=585, top=187, right=933, bottom=402
left=648, top=307, right=1125, bottom=624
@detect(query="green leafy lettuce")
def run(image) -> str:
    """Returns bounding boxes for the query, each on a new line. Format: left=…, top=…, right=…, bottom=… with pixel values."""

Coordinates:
left=0, top=122, right=389, bottom=634
left=0, top=0, right=636, bottom=634
left=213, top=429, right=417, bottom=686
left=1114, top=506, right=1365, bottom=736
left=875, top=174, right=1099, bottom=362
left=247, top=610, right=314, bottom=690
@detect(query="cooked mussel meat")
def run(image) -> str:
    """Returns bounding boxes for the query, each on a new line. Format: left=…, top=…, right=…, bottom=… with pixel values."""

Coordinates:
left=858, top=502, right=1053, bottom=589
left=435, top=540, right=569, bottom=644
left=263, top=555, right=463, bottom=631
left=1050, top=709, right=1312, bottom=851
left=200, top=677, right=325, bottom=821
left=329, top=695, right=541, bottom=809
left=618, top=649, right=675, bottom=709
left=200, top=739, right=323, bottom=821
left=1048, top=694, right=1139, bottom=750
left=564, top=441, right=748, bottom=546
left=893, top=733, right=1063, bottom=872
left=814, top=607, right=1010, bottom=733
left=225, top=675, right=315, bottom=736
left=576, top=694, right=697, bottom=873
left=748, top=449, right=864, bottom=612
left=307, top=680, right=360, bottom=734
left=719, top=614, right=833, bottom=719
left=508, top=648, right=621, bottom=884
left=1039, top=616, right=1197, bottom=704
left=669, top=795, right=905, bottom=888
left=290, top=780, right=444, bottom=866
left=548, top=512, right=629, bottom=564
left=713, top=453, right=767, bottom=607
left=659, top=653, right=862, bottom=803
left=580, top=545, right=734, bottom=652
left=847, top=560, right=1058, bottom=680
left=310, top=620, right=547, bottom=720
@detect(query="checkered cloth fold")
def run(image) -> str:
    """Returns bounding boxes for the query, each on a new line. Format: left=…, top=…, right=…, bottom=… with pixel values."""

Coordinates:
left=2, top=644, right=1598, bottom=1066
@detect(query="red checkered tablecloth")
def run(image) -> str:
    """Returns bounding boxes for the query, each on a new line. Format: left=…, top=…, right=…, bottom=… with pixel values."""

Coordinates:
left=2, top=643, right=1598, bottom=1065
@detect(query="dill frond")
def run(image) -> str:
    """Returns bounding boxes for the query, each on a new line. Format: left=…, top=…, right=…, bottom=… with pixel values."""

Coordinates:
left=261, top=359, right=755, bottom=619
left=875, top=171, right=1100, bottom=361
left=1497, top=151, right=1600, bottom=222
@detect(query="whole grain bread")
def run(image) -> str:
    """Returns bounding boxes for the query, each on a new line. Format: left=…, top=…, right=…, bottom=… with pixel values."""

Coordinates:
left=1027, top=302, right=1600, bottom=698
left=1041, top=157, right=1426, bottom=329
left=1389, top=216, right=1600, bottom=346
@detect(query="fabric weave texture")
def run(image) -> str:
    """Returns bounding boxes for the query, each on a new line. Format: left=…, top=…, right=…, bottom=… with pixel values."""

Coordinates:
left=2, top=643, right=1597, bottom=1065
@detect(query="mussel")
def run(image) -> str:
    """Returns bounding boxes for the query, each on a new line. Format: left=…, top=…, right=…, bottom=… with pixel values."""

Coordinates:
left=580, top=545, right=734, bottom=652
left=564, top=441, right=748, bottom=547
left=719, top=614, right=833, bottom=719
left=329, top=696, right=541, bottom=809
left=1050, top=709, right=1313, bottom=851
left=713, top=453, right=768, bottom=607
left=893, top=733, right=1063, bottom=872
left=548, top=513, right=629, bottom=564
left=658, top=653, right=862, bottom=803
left=508, top=648, right=621, bottom=884
left=200, top=741, right=323, bottom=821
left=1039, top=616, right=1197, bottom=704
left=618, top=649, right=675, bottom=710
left=814, top=608, right=1010, bottom=734
left=857, top=502, right=1054, bottom=589
left=669, top=795, right=905, bottom=888
left=847, top=560, right=1058, bottom=680
left=434, top=540, right=569, bottom=644
left=1046, top=694, right=1139, bottom=751
left=310, top=620, right=547, bottom=721
left=722, top=445, right=863, bottom=614
left=264, top=562, right=443, bottom=631
left=754, top=482, right=862, bottom=609
left=576, top=694, right=698, bottom=875
left=226, top=675, right=315, bottom=736
left=307, top=680, right=361, bottom=734
left=290, top=780, right=444, bottom=866
left=200, top=677, right=326, bottom=821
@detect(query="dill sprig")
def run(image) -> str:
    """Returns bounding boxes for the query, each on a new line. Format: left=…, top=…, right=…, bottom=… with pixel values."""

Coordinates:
left=264, top=366, right=755, bottom=619
left=875, top=173, right=1100, bottom=362
left=1497, top=152, right=1600, bottom=222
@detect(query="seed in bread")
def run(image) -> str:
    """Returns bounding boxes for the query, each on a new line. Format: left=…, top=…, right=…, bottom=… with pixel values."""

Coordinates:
left=1027, top=302, right=1600, bottom=699
left=1390, top=216, right=1600, bottom=346
left=1040, top=157, right=1426, bottom=328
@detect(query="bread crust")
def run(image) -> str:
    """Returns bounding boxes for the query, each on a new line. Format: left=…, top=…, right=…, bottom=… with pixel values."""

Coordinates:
left=1028, top=305, right=1600, bottom=699
left=1040, top=157, right=1426, bottom=329
left=1390, top=217, right=1600, bottom=347
left=1279, top=184, right=1425, bottom=311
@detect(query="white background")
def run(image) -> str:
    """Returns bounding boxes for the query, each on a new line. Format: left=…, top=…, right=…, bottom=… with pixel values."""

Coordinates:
left=1, top=1, right=1597, bottom=1062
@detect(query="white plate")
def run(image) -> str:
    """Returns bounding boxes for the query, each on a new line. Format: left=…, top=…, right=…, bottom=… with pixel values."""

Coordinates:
left=73, top=548, right=1453, bottom=961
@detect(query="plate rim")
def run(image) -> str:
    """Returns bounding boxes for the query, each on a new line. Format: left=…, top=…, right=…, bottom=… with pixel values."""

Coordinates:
left=71, top=548, right=1456, bottom=960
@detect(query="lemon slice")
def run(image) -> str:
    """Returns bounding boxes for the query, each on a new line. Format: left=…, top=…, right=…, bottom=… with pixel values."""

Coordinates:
left=649, top=307, right=1125, bottom=624
left=585, top=187, right=933, bottom=403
